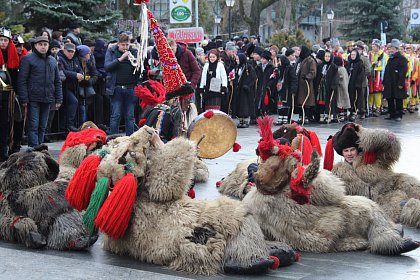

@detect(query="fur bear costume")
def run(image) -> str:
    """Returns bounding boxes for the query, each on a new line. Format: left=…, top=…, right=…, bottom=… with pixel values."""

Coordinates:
left=66, top=125, right=299, bottom=275
left=218, top=123, right=322, bottom=200
left=236, top=117, right=419, bottom=255
left=325, top=123, right=420, bottom=229
left=0, top=127, right=106, bottom=250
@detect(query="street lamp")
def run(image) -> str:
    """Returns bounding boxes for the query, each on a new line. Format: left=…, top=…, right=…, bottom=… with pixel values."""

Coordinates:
left=215, top=15, right=222, bottom=36
left=326, top=8, right=334, bottom=40
left=225, top=0, right=235, bottom=40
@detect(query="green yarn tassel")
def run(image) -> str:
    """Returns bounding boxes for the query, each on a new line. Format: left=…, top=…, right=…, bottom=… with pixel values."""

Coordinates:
left=83, top=177, right=110, bottom=236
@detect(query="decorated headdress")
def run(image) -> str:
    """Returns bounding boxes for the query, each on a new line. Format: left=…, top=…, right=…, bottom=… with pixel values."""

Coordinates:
left=147, top=10, right=194, bottom=100
left=0, top=27, right=19, bottom=69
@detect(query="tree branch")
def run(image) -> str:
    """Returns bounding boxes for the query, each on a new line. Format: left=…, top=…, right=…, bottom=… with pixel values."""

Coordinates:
left=238, top=0, right=253, bottom=25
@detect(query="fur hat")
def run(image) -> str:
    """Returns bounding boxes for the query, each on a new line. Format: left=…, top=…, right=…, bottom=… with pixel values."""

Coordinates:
left=225, top=41, right=236, bottom=51
left=391, top=39, right=401, bottom=49
left=148, top=11, right=193, bottom=100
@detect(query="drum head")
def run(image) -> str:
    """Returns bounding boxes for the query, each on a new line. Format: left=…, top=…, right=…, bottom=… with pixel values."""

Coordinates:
left=187, top=110, right=237, bottom=159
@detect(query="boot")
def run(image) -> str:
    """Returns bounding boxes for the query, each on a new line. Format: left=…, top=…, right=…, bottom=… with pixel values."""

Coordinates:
left=319, top=114, right=325, bottom=124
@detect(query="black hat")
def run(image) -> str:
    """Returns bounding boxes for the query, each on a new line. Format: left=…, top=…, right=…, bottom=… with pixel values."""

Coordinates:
left=253, top=46, right=264, bottom=56
left=333, top=123, right=359, bottom=156
left=285, top=48, right=295, bottom=57
left=69, top=21, right=81, bottom=30
left=34, top=36, right=49, bottom=44
left=261, top=50, right=272, bottom=60
left=215, top=39, right=223, bottom=49
left=50, top=39, right=61, bottom=49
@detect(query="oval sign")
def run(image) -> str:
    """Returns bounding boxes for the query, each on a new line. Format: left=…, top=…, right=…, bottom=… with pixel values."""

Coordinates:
left=171, top=6, right=191, bottom=22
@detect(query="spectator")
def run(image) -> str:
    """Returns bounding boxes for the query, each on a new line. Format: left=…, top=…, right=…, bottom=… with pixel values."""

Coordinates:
left=77, top=44, right=99, bottom=124
left=318, top=50, right=338, bottom=123
left=368, top=39, right=388, bottom=117
left=333, top=56, right=351, bottom=122
left=105, top=33, right=139, bottom=135
left=345, top=49, right=365, bottom=121
left=198, top=49, right=228, bottom=111
left=383, top=39, right=408, bottom=122
left=67, top=22, right=82, bottom=46
left=355, top=41, right=372, bottom=118
left=18, top=36, right=62, bottom=147
left=40, top=27, right=52, bottom=42
left=0, top=26, right=20, bottom=161
left=58, top=42, right=83, bottom=131
left=52, top=30, right=64, bottom=48
left=255, top=50, right=275, bottom=116
left=94, top=39, right=110, bottom=128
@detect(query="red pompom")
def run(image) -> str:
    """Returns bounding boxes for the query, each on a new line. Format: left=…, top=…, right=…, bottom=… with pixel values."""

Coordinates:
left=364, top=151, right=377, bottom=164
left=65, top=154, right=102, bottom=211
left=268, top=256, right=280, bottom=270
left=139, top=118, right=147, bottom=127
left=232, top=142, right=241, bottom=152
left=216, top=180, right=222, bottom=188
left=204, top=110, right=214, bottom=119
left=187, top=188, right=195, bottom=199
left=323, top=137, right=334, bottom=171
left=263, top=91, right=269, bottom=106
left=95, top=173, right=138, bottom=239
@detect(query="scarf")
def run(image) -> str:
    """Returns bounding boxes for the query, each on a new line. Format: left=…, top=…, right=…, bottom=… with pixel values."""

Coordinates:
left=0, top=41, right=20, bottom=69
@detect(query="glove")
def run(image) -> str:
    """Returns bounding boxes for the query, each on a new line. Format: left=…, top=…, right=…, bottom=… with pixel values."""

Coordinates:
left=221, top=86, right=228, bottom=94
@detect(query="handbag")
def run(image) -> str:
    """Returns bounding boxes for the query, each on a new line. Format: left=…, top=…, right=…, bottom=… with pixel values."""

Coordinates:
left=209, top=77, right=222, bottom=92
left=79, top=86, right=96, bottom=98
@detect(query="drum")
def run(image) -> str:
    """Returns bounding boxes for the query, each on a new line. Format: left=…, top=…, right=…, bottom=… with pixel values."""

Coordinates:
left=187, top=110, right=237, bottom=159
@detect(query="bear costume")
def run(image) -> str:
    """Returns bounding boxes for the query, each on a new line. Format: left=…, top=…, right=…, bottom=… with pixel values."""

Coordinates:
left=238, top=117, right=419, bottom=255
left=66, top=126, right=298, bottom=275
left=326, top=123, right=420, bottom=229
left=0, top=128, right=106, bottom=250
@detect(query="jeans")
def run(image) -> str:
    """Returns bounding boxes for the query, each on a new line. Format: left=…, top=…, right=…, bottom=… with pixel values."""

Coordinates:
left=66, top=90, right=86, bottom=128
left=27, top=102, right=50, bottom=147
left=110, top=87, right=136, bottom=135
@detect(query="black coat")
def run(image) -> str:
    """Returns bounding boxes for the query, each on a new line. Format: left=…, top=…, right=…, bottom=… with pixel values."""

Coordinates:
left=58, top=51, right=83, bottom=92
left=345, top=55, right=364, bottom=91
left=277, top=58, right=298, bottom=107
left=231, top=62, right=257, bottom=118
left=255, top=62, right=275, bottom=114
left=382, top=52, right=408, bottom=99
left=18, top=50, right=63, bottom=104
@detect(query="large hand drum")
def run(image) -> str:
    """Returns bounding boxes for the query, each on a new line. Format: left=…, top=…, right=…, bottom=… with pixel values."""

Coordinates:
left=187, top=110, right=237, bottom=159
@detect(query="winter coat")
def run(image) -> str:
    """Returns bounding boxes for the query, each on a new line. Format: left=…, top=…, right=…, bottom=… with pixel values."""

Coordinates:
left=277, top=56, right=298, bottom=108
left=94, top=39, right=108, bottom=78
left=255, top=62, right=275, bottom=114
left=104, top=45, right=139, bottom=96
left=231, top=61, right=257, bottom=118
left=199, top=61, right=228, bottom=98
left=336, top=66, right=351, bottom=109
left=18, top=49, right=63, bottom=104
left=296, top=56, right=317, bottom=107
left=58, top=51, right=83, bottom=92
left=360, top=54, right=371, bottom=88
left=345, top=53, right=365, bottom=92
left=382, top=52, right=408, bottom=99
left=174, top=43, right=201, bottom=89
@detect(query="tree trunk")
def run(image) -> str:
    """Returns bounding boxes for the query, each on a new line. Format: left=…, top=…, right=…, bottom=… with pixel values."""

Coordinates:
left=283, top=0, right=292, bottom=31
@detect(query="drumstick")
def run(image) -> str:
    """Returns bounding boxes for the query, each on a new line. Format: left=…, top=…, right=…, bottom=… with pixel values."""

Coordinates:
left=196, top=134, right=206, bottom=147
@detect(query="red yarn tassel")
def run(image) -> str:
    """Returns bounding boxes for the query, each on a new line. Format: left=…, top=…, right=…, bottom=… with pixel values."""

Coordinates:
left=95, top=173, right=137, bottom=240
left=289, top=165, right=311, bottom=205
left=323, top=137, right=334, bottom=171
left=308, top=131, right=322, bottom=156
left=364, top=151, right=377, bottom=164
left=298, top=135, right=312, bottom=165
left=65, top=154, right=102, bottom=211
left=263, top=91, right=269, bottom=106
left=232, top=142, right=241, bottom=152
left=204, top=110, right=214, bottom=119
left=216, top=180, right=223, bottom=188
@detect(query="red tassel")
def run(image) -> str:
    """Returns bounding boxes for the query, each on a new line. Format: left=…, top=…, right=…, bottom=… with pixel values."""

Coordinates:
left=323, top=137, right=334, bottom=171
left=264, top=91, right=269, bottom=106
left=297, top=135, right=312, bottom=165
left=308, top=131, right=322, bottom=156
left=204, top=110, right=214, bottom=119
left=295, top=252, right=301, bottom=262
left=139, top=118, right=147, bottom=127
left=268, top=256, right=280, bottom=270
left=232, top=142, right=241, bottom=152
left=65, top=155, right=102, bottom=211
left=95, top=173, right=137, bottom=240
left=289, top=165, right=312, bottom=205
left=216, top=180, right=223, bottom=188
left=187, top=188, right=195, bottom=199
left=364, top=151, right=377, bottom=164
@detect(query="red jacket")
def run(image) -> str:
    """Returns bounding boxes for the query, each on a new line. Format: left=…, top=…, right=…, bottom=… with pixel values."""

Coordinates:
left=175, top=43, right=201, bottom=89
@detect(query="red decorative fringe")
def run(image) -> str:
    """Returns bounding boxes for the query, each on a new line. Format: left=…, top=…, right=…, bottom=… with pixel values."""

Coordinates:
left=263, top=91, right=269, bottom=106
left=232, top=142, right=241, bottom=152
left=65, top=154, right=102, bottom=211
left=268, top=256, right=280, bottom=270
left=297, top=135, right=313, bottom=165
left=187, top=188, right=195, bottom=199
left=0, top=41, right=19, bottom=69
left=323, top=137, right=334, bottom=171
left=204, top=110, right=214, bottom=119
left=135, top=80, right=166, bottom=109
left=289, top=165, right=311, bottom=205
left=308, top=130, right=322, bottom=156
left=215, top=180, right=222, bottom=188
left=257, top=116, right=276, bottom=161
left=95, top=173, right=138, bottom=240
left=363, top=151, right=377, bottom=164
